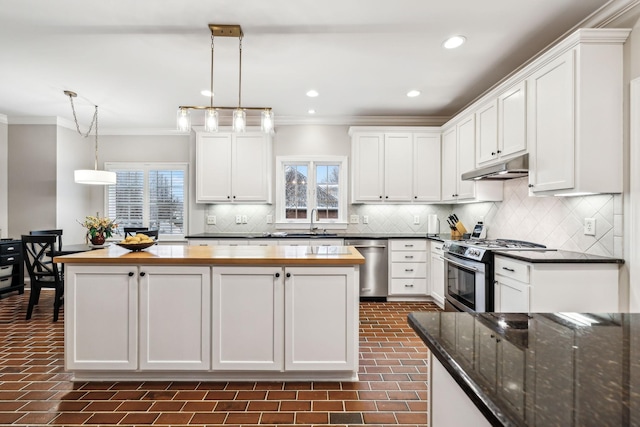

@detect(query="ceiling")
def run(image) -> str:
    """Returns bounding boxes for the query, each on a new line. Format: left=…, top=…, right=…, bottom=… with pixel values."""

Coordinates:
left=0, top=0, right=626, bottom=132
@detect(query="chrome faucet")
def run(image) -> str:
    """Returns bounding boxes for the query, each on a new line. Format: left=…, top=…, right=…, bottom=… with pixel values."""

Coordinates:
left=310, top=208, right=318, bottom=233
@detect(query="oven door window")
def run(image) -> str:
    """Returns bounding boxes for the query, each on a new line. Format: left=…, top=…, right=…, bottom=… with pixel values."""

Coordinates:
left=447, top=261, right=477, bottom=311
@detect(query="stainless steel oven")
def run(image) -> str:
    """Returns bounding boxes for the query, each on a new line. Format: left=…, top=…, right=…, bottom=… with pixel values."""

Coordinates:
left=444, top=252, right=493, bottom=312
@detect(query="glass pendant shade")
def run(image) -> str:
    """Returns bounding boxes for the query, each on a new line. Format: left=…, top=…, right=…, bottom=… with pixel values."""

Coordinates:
left=232, top=109, right=246, bottom=132
left=261, top=110, right=274, bottom=133
left=74, top=169, right=117, bottom=185
left=177, top=108, right=191, bottom=131
left=204, top=108, right=219, bottom=132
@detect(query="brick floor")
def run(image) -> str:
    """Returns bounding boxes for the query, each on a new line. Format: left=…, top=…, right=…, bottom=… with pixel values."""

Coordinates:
left=0, top=290, right=439, bottom=426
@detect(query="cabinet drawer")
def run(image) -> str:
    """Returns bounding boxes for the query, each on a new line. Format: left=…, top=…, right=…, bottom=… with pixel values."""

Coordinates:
left=188, top=239, right=218, bottom=246
left=0, top=254, right=20, bottom=266
left=218, top=239, right=249, bottom=246
left=0, top=277, right=11, bottom=289
left=391, top=262, right=426, bottom=278
left=430, top=241, right=445, bottom=255
left=0, top=265, right=13, bottom=279
left=391, top=251, right=427, bottom=263
left=0, top=243, right=20, bottom=255
left=495, top=256, right=529, bottom=283
left=390, top=240, right=427, bottom=251
left=389, top=278, right=427, bottom=295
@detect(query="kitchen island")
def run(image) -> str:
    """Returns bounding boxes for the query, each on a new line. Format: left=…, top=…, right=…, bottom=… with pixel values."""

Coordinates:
left=56, top=244, right=364, bottom=382
left=409, top=311, right=637, bottom=427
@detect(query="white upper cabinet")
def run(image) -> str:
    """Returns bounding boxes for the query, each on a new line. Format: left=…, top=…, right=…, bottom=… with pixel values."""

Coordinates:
left=457, top=115, right=476, bottom=200
left=526, top=29, right=629, bottom=196
left=475, top=100, right=499, bottom=166
left=196, top=131, right=272, bottom=203
left=350, top=127, right=441, bottom=203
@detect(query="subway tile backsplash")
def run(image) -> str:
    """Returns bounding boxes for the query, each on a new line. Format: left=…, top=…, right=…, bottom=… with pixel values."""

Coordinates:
left=204, top=177, right=621, bottom=257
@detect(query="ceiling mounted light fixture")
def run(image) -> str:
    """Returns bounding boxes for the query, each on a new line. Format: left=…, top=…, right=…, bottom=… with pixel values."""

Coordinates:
left=64, top=90, right=116, bottom=185
left=178, top=24, right=273, bottom=134
left=407, top=90, right=421, bottom=97
left=443, top=35, right=466, bottom=49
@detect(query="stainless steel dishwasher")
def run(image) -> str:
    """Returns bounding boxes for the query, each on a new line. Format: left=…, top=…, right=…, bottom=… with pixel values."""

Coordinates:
left=345, top=239, right=388, bottom=301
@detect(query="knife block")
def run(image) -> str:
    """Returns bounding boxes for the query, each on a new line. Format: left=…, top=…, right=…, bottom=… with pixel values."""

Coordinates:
left=451, top=221, right=467, bottom=239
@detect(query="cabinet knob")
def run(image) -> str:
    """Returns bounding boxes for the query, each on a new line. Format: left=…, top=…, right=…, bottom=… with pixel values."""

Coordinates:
left=379, top=195, right=383, bottom=199
left=227, top=195, right=230, bottom=199
left=497, top=150, right=502, bottom=154
left=491, top=152, right=496, bottom=156
left=528, top=184, right=534, bottom=188
left=414, top=196, right=417, bottom=199
left=128, top=272, right=134, bottom=277
left=140, top=272, right=146, bottom=277
left=286, top=272, right=291, bottom=278
left=275, top=272, right=280, bottom=278
left=233, top=195, right=236, bottom=199
left=385, top=196, right=388, bottom=199
left=490, top=334, right=495, bottom=338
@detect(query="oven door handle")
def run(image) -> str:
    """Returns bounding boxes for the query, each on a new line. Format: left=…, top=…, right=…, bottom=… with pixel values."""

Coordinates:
left=445, top=256, right=479, bottom=272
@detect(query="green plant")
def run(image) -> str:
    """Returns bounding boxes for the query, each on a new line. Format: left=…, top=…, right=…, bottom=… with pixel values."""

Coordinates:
left=79, top=215, right=118, bottom=239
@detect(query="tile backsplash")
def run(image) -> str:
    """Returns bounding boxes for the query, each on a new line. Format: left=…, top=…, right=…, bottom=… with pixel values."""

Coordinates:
left=203, top=177, right=622, bottom=257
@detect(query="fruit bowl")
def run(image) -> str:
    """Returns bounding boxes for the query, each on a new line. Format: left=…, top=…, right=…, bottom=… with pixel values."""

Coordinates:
left=116, top=241, right=156, bottom=252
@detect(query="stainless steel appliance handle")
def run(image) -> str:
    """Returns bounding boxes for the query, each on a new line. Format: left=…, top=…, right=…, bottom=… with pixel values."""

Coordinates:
left=351, top=245, right=387, bottom=249
left=444, top=257, right=479, bottom=272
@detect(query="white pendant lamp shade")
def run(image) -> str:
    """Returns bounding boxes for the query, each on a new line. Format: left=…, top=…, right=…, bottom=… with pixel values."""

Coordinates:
left=232, top=109, right=246, bottom=132
left=74, top=169, right=117, bottom=185
left=204, top=108, right=219, bottom=132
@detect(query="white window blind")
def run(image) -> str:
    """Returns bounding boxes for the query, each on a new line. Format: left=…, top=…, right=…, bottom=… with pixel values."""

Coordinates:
left=106, top=163, right=188, bottom=237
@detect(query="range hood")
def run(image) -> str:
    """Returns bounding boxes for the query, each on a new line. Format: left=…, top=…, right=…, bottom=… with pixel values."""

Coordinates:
left=461, top=153, right=529, bottom=181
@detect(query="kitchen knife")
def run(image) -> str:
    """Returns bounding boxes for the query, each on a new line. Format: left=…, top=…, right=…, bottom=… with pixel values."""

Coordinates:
left=452, top=214, right=459, bottom=222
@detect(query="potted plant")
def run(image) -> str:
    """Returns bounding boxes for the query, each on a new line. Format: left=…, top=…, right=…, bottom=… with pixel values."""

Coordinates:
left=80, top=215, right=118, bottom=245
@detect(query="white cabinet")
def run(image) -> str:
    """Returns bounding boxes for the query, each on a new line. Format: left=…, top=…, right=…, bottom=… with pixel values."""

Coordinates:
left=456, top=115, right=476, bottom=200
left=429, top=241, right=445, bottom=308
left=350, top=127, right=441, bottom=203
left=526, top=29, right=628, bottom=196
left=388, top=239, right=428, bottom=296
left=476, top=82, right=527, bottom=168
left=139, top=266, right=211, bottom=370
left=196, top=131, right=272, bottom=203
left=212, top=266, right=283, bottom=370
left=65, top=265, right=138, bottom=370
left=285, top=266, right=358, bottom=371
left=188, top=238, right=219, bottom=246
left=494, top=255, right=620, bottom=312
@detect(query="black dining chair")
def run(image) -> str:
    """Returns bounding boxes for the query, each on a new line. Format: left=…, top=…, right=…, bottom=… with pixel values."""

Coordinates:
left=30, top=229, right=64, bottom=281
left=21, top=235, right=64, bottom=322
left=124, top=228, right=159, bottom=240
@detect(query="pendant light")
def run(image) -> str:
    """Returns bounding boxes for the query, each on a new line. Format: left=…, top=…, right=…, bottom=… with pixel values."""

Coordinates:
left=65, top=90, right=116, bottom=185
left=178, top=24, right=273, bottom=134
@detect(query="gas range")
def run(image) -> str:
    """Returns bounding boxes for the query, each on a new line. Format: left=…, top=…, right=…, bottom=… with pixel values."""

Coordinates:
left=442, top=238, right=549, bottom=262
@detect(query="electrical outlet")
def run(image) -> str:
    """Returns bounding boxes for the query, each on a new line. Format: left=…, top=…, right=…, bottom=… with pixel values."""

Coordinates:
left=584, top=218, right=596, bottom=236
left=266, top=214, right=273, bottom=224
left=207, top=215, right=216, bottom=225
left=363, top=215, right=369, bottom=224
left=350, top=214, right=359, bottom=224
left=235, top=215, right=242, bottom=224
left=414, top=215, right=420, bottom=225
left=242, top=215, right=248, bottom=224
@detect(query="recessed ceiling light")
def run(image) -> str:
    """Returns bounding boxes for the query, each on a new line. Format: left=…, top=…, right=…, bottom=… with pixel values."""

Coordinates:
left=306, top=90, right=319, bottom=97
left=308, top=109, right=316, bottom=114
left=201, top=90, right=214, bottom=97
left=407, top=90, right=421, bottom=98
left=443, top=35, right=466, bottom=49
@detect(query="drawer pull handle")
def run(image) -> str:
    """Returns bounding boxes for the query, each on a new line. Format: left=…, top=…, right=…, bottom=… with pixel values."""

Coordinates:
left=404, top=244, right=414, bottom=247
left=435, top=246, right=442, bottom=250
left=405, top=284, right=414, bottom=287
left=6, top=257, right=14, bottom=262
left=405, top=255, right=414, bottom=259
left=405, top=269, right=414, bottom=272
left=502, top=267, right=515, bottom=272
left=7, top=247, right=14, bottom=251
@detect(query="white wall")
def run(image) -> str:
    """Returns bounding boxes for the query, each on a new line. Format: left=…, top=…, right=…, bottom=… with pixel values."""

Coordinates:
left=0, top=117, right=7, bottom=238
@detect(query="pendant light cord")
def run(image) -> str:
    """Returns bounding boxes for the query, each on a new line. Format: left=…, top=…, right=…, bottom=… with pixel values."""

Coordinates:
left=210, top=34, right=214, bottom=108
left=67, top=93, right=100, bottom=171
left=238, top=35, right=243, bottom=108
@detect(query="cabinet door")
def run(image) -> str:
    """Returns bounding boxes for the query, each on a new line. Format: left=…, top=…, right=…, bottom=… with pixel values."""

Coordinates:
left=212, top=266, right=284, bottom=370
left=457, top=115, right=476, bottom=200
left=351, top=132, right=384, bottom=202
left=196, top=134, right=233, bottom=202
left=495, top=277, right=529, bottom=312
left=384, top=133, right=413, bottom=201
left=441, top=127, right=458, bottom=202
left=413, top=133, right=441, bottom=202
left=528, top=50, right=575, bottom=193
left=430, top=253, right=445, bottom=307
left=285, top=266, right=357, bottom=371
left=476, top=100, right=499, bottom=166
left=233, top=134, right=271, bottom=202
left=65, top=265, right=138, bottom=370
left=499, top=81, right=527, bottom=158
left=139, top=266, right=211, bottom=370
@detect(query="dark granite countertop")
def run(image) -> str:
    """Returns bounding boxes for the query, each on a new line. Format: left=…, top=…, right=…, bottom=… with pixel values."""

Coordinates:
left=186, top=232, right=430, bottom=240
left=408, top=311, right=637, bottom=427
left=494, top=249, right=624, bottom=264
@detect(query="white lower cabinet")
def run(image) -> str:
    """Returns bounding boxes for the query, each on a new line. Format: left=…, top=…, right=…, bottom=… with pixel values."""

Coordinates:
left=212, top=266, right=284, bottom=370
left=65, top=265, right=138, bottom=370
left=139, top=266, right=211, bottom=370
left=429, top=242, right=446, bottom=307
left=388, top=239, right=428, bottom=296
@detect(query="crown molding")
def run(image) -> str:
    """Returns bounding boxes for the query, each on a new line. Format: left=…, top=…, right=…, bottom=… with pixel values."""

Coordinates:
left=274, top=115, right=450, bottom=127
left=582, top=0, right=640, bottom=28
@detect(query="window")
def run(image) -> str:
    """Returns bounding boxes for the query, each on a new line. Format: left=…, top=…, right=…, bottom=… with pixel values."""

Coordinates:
left=276, top=156, right=347, bottom=226
left=105, top=163, right=188, bottom=238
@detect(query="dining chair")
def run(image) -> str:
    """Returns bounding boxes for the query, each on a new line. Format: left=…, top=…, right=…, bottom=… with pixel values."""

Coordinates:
left=30, top=229, right=64, bottom=281
left=21, top=235, right=64, bottom=322
left=124, top=228, right=159, bottom=240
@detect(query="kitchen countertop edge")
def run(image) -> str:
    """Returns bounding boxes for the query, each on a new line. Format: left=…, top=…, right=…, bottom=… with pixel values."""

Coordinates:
left=493, top=250, right=625, bottom=264
left=186, top=233, right=432, bottom=240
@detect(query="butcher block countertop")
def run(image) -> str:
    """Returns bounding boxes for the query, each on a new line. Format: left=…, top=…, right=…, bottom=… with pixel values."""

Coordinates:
left=55, top=244, right=365, bottom=266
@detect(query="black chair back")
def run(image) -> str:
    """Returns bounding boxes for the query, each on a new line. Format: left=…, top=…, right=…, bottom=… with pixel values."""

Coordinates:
left=124, top=228, right=159, bottom=240
left=29, top=229, right=63, bottom=252
left=21, top=235, right=64, bottom=322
